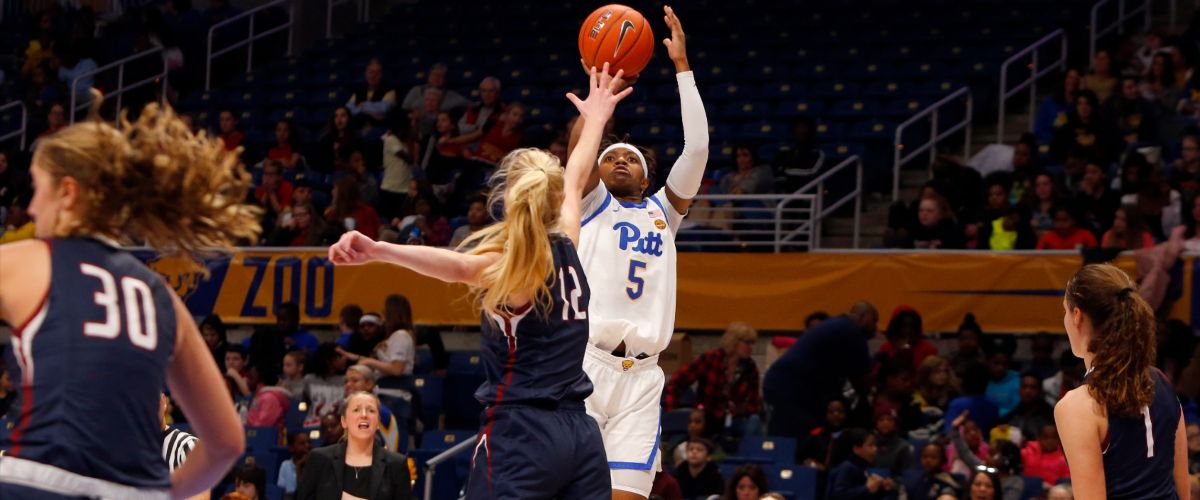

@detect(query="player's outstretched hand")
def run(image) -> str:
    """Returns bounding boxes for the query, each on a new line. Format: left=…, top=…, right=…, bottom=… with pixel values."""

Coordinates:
left=663, top=5, right=689, bottom=70
left=567, top=62, right=633, bottom=123
left=329, top=230, right=377, bottom=266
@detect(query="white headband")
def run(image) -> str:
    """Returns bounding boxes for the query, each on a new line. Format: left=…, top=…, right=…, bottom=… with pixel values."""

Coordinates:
left=598, top=143, right=647, bottom=177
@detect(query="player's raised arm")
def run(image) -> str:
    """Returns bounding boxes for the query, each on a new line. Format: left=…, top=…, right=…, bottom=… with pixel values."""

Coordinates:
left=564, top=63, right=633, bottom=244
left=662, top=5, right=710, bottom=215
left=329, top=230, right=499, bottom=286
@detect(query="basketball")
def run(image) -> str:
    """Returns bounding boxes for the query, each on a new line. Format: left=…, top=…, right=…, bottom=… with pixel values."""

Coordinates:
left=578, top=4, right=655, bottom=78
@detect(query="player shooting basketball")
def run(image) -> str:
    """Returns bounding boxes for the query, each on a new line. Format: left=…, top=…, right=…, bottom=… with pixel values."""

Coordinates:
left=569, top=6, right=709, bottom=500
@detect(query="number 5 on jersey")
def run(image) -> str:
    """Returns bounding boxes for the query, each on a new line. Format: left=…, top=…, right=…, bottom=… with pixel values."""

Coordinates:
left=627, top=260, right=647, bottom=300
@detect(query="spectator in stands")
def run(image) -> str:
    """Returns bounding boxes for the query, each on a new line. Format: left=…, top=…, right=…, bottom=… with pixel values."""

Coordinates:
left=1009, top=135, right=1039, bottom=203
left=457, top=77, right=505, bottom=145
left=1102, top=204, right=1154, bottom=248
left=244, top=302, right=315, bottom=384
left=342, top=149, right=380, bottom=205
left=666, top=322, right=762, bottom=435
left=967, top=468, right=1004, bottom=500
left=772, top=116, right=821, bottom=188
left=346, top=59, right=396, bottom=127
left=905, top=194, right=963, bottom=249
left=1142, top=52, right=1182, bottom=111
left=269, top=203, right=334, bottom=247
left=342, top=365, right=401, bottom=452
left=401, top=63, right=468, bottom=112
left=277, top=430, right=312, bottom=497
left=764, top=302, right=878, bottom=438
left=233, top=463, right=266, bottom=500
left=1035, top=69, right=1083, bottom=146
left=326, top=175, right=381, bottom=240
left=1023, top=172, right=1061, bottom=237
left=721, top=464, right=768, bottom=500
left=910, top=443, right=959, bottom=500
left=21, top=13, right=56, bottom=78
left=1075, top=161, right=1121, bottom=237
left=281, top=351, right=307, bottom=399
left=1025, top=334, right=1059, bottom=381
left=1021, top=424, right=1070, bottom=487
left=675, top=437, right=724, bottom=499
left=981, top=176, right=1012, bottom=226
left=200, top=314, right=229, bottom=372
left=1123, top=157, right=1182, bottom=241
left=985, top=350, right=1020, bottom=418
left=946, top=363, right=1000, bottom=435
left=1053, top=90, right=1119, bottom=165
left=25, top=64, right=64, bottom=116
left=225, top=345, right=252, bottom=398
left=798, top=398, right=848, bottom=472
left=267, top=119, right=303, bottom=171
left=342, top=313, right=385, bottom=357
left=1002, top=373, right=1054, bottom=443
left=978, top=204, right=1037, bottom=250
left=389, top=191, right=451, bottom=246
left=296, top=392, right=411, bottom=498
left=1116, top=76, right=1162, bottom=142
left=467, top=103, right=526, bottom=164
left=717, top=146, right=773, bottom=195
left=948, top=314, right=985, bottom=377
left=1173, top=135, right=1200, bottom=197
left=32, top=103, right=67, bottom=148
left=1036, top=206, right=1098, bottom=249
left=318, top=412, right=343, bottom=447
left=450, top=195, right=490, bottom=247
left=255, top=160, right=293, bottom=227
left=247, top=368, right=290, bottom=432
left=55, top=44, right=96, bottom=108
left=276, top=176, right=316, bottom=226
left=305, top=343, right=348, bottom=426
left=1042, top=350, right=1084, bottom=406
left=827, top=428, right=896, bottom=500
left=335, top=304, right=363, bottom=346
left=315, top=107, right=361, bottom=174
left=1083, top=49, right=1118, bottom=102
left=956, top=428, right=1024, bottom=500
left=946, top=414, right=989, bottom=476
left=652, top=467, right=684, bottom=500
left=806, top=311, right=830, bottom=330
left=217, top=109, right=244, bottom=152
left=425, top=111, right=468, bottom=185
left=910, top=355, right=958, bottom=441
left=878, top=307, right=938, bottom=372
left=379, top=112, right=418, bottom=220
left=0, top=151, right=28, bottom=212
left=873, top=411, right=913, bottom=474
left=872, top=360, right=921, bottom=432
left=0, top=192, right=35, bottom=243
left=340, top=295, right=415, bottom=379
left=412, top=88, right=445, bottom=138
left=669, top=409, right=726, bottom=467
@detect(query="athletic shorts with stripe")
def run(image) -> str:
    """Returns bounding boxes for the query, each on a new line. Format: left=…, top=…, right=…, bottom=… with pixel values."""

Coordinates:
left=583, top=344, right=665, bottom=497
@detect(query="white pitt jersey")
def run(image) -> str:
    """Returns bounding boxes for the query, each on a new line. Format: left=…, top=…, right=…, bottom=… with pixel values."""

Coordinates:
left=577, top=182, right=684, bottom=356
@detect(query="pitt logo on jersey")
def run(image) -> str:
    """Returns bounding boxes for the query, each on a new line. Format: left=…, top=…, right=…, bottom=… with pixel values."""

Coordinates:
left=613, top=222, right=664, bottom=257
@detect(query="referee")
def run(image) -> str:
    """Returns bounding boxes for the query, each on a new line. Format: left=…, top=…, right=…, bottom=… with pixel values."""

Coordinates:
left=161, top=393, right=210, bottom=500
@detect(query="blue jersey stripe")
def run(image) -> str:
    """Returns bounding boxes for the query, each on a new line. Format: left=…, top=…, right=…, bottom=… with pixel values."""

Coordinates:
left=581, top=192, right=612, bottom=227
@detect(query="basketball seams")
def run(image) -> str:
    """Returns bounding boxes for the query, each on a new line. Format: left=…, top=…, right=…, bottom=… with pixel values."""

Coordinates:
left=608, top=13, right=650, bottom=73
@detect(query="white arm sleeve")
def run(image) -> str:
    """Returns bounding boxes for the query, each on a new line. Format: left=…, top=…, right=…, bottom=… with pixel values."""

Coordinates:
left=665, top=71, right=710, bottom=201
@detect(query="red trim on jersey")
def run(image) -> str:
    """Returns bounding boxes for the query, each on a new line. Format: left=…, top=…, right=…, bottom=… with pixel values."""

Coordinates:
left=11, top=240, right=52, bottom=339
left=9, top=383, right=34, bottom=456
left=479, top=312, right=522, bottom=490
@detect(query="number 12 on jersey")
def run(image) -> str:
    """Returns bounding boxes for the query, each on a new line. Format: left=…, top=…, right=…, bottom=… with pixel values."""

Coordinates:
left=626, top=260, right=647, bottom=300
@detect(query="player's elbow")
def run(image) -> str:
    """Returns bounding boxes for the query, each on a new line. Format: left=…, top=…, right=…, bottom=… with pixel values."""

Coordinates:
left=211, top=426, right=246, bottom=461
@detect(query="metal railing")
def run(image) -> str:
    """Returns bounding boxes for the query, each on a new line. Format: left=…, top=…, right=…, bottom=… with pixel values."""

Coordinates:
left=68, top=47, right=168, bottom=124
left=677, top=193, right=818, bottom=252
left=1090, top=0, right=1151, bottom=59
left=327, top=0, right=371, bottom=38
left=423, top=434, right=477, bottom=500
left=996, top=29, right=1068, bottom=143
left=0, top=102, right=27, bottom=151
left=794, top=155, right=863, bottom=249
left=205, top=0, right=296, bottom=91
left=892, top=87, right=973, bottom=201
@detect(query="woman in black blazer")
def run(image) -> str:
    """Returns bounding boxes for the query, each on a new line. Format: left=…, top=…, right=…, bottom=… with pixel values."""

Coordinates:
left=296, top=391, right=412, bottom=500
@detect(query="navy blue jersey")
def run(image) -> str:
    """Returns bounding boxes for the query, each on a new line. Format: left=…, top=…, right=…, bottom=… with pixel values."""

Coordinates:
left=3, top=237, right=178, bottom=488
left=473, top=235, right=593, bottom=406
left=1098, top=368, right=1181, bottom=500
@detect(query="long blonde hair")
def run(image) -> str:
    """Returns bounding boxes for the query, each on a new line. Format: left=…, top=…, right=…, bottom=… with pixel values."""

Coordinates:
left=458, top=148, right=564, bottom=318
left=33, top=102, right=261, bottom=264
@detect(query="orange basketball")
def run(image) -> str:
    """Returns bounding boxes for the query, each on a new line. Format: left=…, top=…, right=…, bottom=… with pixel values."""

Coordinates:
left=578, top=4, right=655, bottom=78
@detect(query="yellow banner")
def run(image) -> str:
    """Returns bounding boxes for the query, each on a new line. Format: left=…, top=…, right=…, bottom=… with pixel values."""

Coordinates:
left=141, top=249, right=1189, bottom=333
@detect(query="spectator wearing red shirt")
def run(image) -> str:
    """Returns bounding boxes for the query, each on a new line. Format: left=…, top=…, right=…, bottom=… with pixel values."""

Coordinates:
left=255, top=160, right=294, bottom=227
left=218, top=109, right=245, bottom=152
left=1102, top=204, right=1155, bottom=249
left=326, top=175, right=380, bottom=240
left=878, top=306, right=938, bottom=372
left=468, top=103, right=525, bottom=164
left=267, top=119, right=302, bottom=170
left=665, top=322, right=762, bottom=435
left=1020, top=424, right=1071, bottom=487
left=1036, top=206, right=1097, bottom=249
left=456, top=77, right=504, bottom=144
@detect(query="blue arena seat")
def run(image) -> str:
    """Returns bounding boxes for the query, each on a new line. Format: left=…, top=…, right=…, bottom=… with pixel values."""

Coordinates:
left=1021, top=476, right=1045, bottom=500
left=447, top=351, right=483, bottom=374
left=737, top=436, right=797, bottom=465
left=775, top=99, right=825, bottom=118
left=414, top=374, right=445, bottom=429
left=770, top=465, right=818, bottom=500
left=629, top=123, right=680, bottom=144
left=661, top=408, right=693, bottom=441
left=443, top=372, right=485, bottom=430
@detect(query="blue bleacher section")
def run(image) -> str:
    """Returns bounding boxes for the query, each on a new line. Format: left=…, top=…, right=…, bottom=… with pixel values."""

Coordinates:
left=180, top=0, right=1092, bottom=195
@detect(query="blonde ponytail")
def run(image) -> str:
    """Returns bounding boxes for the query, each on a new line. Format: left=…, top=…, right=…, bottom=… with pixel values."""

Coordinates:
left=458, top=148, right=564, bottom=318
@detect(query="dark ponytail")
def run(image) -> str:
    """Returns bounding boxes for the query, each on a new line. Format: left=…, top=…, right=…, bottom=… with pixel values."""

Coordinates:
left=1064, top=264, right=1156, bottom=417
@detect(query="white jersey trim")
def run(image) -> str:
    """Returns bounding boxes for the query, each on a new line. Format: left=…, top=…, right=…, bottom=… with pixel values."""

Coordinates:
left=0, top=456, right=170, bottom=500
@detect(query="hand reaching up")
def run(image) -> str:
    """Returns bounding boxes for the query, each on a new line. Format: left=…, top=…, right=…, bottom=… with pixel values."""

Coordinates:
left=566, top=62, right=634, bottom=124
